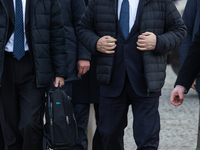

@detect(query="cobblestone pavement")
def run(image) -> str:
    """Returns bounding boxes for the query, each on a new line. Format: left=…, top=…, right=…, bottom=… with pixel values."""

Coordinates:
left=124, top=65, right=199, bottom=150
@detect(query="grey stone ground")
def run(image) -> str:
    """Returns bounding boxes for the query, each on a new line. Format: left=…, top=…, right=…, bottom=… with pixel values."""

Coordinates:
left=124, top=65, right=199, bottom=150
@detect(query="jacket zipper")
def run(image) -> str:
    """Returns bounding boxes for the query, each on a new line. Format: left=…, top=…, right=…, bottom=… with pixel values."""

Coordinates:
left=49, top=91, right=53, bottom=126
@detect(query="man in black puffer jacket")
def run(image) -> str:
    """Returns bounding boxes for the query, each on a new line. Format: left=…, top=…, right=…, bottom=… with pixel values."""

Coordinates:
left=56, top=0, right=103, bottom=149
left=77, top=0, right=186, bottom=149
left=0, top=0, right=67, bottom=149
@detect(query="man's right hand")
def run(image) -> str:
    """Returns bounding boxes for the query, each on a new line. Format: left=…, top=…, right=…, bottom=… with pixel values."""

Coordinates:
left=96, top=36, right=117, bottom=54
left=170, top=85, right=185, bottom=106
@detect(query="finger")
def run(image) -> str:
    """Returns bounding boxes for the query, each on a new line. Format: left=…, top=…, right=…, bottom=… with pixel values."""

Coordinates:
left=137, top=39, right=145, bottom=43
left=170, top=94, right=176, bottom=106
left=77, top=72, right=82, bottom=77
left=170, top=92, right=179, bottom=106
left=104, top=45, right=117, bottom=51
left=103, top=36, right=112, bottom=39
left=137, top=42, right=145, bottom=47
left=82, top=67, right=88, bottom=75
left=77, top=68, right=83, bottom=77
left=138, top=35, right=144, bottom=39
left=77, top=71, right=82, bottom=77
left=59, top=80, right=65, bottom=87
left=54, top=81, right=58, bottom=87
left=178, top=92, right=183, bottom=100
left=170, top=97, right=181, bottom=106
left=54, top=80, right=60, bottom=88
left=142, top=32, right=151, bottom=36
left=105, top=42, right=116, bottom=47
left=191, top=85, right=196, bottom=90
left=85, top=66, right=90, bottom=72
left=137, top=46, right=147, bottom=51
left=106, top=38, right=117, bottom=43
left=104, top=50, right=115, bottom=54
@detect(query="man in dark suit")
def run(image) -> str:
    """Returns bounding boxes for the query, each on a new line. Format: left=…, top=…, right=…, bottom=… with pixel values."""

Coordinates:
left=171, top=27, right=200, bottom=106
left=77, top=0, right=186, bottom=149
left=179, top=0, right=200, bottom=98
left=56, top=0, right=103, bottom=149
left=0, top=0, right=67, bottom=149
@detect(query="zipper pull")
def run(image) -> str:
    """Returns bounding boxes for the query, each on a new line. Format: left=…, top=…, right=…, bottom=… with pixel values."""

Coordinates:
left=66, top=116, right=69, bottom=124
left=50, top=118, right=53, bottom=125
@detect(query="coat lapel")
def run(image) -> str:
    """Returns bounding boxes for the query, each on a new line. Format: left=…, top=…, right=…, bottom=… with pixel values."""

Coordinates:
left=25, top=0, right=31, bottom=25
left=3, top=0, right=15, bottom=25
left=30, top=0, right=37, bottom=26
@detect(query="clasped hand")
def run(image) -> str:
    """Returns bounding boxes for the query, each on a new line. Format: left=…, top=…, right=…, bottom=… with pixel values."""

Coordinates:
left=137, top=32, right=156, bottom=51
left=96, top=36, right=117, bottom=54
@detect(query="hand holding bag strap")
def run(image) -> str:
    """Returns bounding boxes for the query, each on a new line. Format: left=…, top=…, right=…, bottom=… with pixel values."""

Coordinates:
left=54, top=83, right=61, bottom=92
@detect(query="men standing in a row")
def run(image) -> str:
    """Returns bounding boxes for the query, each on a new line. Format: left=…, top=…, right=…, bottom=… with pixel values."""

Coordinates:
left=77, top=0, right=186, bottom=149
left=0, top=0, right=68, bottom=149
left=57, top=0, right=103, bottom=149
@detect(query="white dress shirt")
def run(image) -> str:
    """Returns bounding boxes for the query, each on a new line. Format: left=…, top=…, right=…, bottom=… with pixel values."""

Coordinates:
left=118, top=0, right=140, bottom=32
left=5, top=0, right=29, bottom=52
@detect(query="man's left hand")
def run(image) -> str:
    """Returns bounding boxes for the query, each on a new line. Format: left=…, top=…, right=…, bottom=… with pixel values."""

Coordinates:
left=54, top=77, right=65, bottom=87
left=77, top=60, right=90, bottom=77
left=170, top=85, right=185, bottom=106
left=137, top=32, right=156, bottom=51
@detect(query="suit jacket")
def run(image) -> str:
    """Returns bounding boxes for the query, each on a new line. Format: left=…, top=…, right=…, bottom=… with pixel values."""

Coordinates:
left=175, top=26, right=200, bottom=92
left=100, top=0, right=160, bottom=98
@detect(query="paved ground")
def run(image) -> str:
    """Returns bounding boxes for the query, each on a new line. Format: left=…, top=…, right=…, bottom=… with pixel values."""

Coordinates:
left=124, top=65, right=199, bottom=150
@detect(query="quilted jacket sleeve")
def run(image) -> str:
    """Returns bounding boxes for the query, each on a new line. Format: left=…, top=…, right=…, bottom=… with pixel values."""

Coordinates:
left=76, top=0, right=100, bottom=54
left=154, top=0, right=187, bottom=55
left=50, top=0, right=68, bottom=79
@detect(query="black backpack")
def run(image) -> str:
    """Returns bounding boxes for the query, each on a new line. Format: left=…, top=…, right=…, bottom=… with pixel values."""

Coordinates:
left=43, top=87, right=78, bottom=149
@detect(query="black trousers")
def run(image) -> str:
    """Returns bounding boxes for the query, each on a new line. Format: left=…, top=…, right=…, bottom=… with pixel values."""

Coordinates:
left=0, top=52, right=46, bottom=150
left=0, top=123, right=5, bottom=150
left=98, top=77, right=160, bottom=150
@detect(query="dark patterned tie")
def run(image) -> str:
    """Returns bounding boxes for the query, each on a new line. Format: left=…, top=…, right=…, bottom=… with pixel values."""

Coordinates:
left=120, top=0, right=129, bottom=39
left=13, top=0, right=25, bottom=60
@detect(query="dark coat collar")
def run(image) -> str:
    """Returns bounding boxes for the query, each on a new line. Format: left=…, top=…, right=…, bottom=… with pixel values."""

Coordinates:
left=2, top=0, right=32, bottom=25
left=25, top=0, right=31, bottom=25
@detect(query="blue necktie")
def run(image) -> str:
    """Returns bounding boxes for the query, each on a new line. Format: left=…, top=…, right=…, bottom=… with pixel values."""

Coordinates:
left=120, top=0, right=129, bottom=39
left=13, top=0, right=25, bottom=60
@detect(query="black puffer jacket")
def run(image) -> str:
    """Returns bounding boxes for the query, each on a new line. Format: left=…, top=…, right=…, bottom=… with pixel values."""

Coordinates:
left=0, top=0, right=68, bottom=88
left=77, top=0, right=186, bottom=92
left=58, top=0, right=91, bottom=82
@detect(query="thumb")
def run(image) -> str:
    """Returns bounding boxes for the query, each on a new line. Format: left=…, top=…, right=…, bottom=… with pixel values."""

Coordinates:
left=170, top=91, right=177, bottom=101
left=54, top=80, right=59, bottom=87
left=178, top=92, right=184, bottom=101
